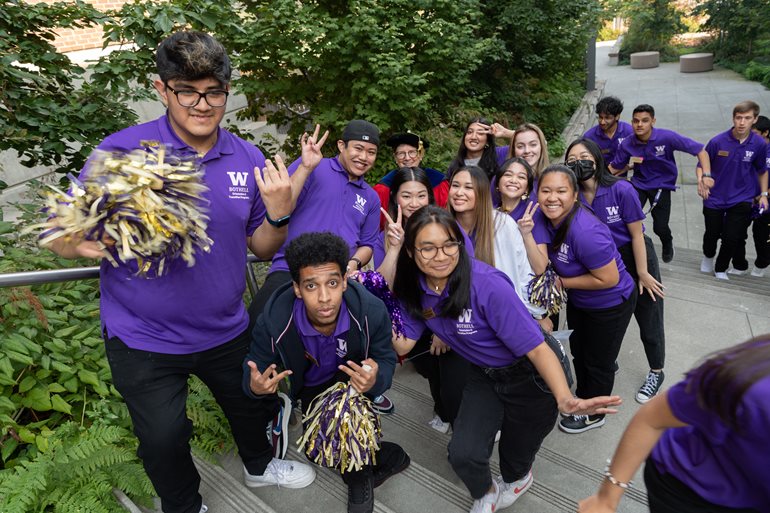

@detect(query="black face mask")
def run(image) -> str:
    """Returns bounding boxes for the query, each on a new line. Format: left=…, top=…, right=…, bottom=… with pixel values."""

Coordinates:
left=566, top=159, right=596, bottom=182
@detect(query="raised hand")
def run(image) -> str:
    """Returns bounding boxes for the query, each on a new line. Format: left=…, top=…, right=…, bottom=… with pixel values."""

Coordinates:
left=255, top=155, right=292, bottom=221
left=338, top=358, right=378, bottom=394
left=517, top=201, right=540, bottom=236
left=300, top=124, right=330, bottom=171
left=380, top=206, right=404, bottom=250
left=490, top=122, right=515, bottom=139
left=247, top=362, right=292, bottom=395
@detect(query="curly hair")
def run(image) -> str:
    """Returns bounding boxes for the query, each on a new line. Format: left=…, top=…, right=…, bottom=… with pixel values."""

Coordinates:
left=285, top=232, right=350, bottom=283
left=595, top=96, right=624, bottom=117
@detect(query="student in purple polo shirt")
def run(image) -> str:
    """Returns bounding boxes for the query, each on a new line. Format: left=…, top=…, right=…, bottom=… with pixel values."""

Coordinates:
left=508, top=123, right=551, bottom=179
left=579, top=335, right=770, bottom=513
left=567, top=138, right=666, bottom=404
left=536, top=165, right=638, bottom=435
left=697, top=101, right=769, bottom=280
left=583, top=96, right=634, bottom=171
left=750, top=115, right=770, bottom=277
left=447, top=117, right=509, bottom=180
left=244, top=232, right=407, bottom=513
left=392, top=206, right=622, bottom=513
left=610, top=104, right=712, bottom=263
left=45, top=31, right=326, bottom=513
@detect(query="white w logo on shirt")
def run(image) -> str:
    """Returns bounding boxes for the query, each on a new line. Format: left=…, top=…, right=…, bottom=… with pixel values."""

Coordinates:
left=227, top=172, right=249, bottom=187
left=457, top=309, right=473, bottom=323
left=606, top=206, right=620, bottom=216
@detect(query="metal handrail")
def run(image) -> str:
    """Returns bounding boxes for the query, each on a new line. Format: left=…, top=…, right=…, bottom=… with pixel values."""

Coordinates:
left=0, top=255, right=265, bottom=296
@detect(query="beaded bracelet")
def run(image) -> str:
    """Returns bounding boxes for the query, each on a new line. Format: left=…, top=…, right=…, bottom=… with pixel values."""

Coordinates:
left=604, top=459, right=632, bottom=489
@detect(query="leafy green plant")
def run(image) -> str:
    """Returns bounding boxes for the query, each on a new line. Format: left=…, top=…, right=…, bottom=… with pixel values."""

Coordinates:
left=619, top=0, right=685, bottom=61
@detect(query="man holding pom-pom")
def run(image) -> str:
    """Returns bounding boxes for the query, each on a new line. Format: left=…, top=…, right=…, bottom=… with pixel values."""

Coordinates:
left=46, top=31, right=328, bottom=513
left=244, top=232, right=410, bottom=513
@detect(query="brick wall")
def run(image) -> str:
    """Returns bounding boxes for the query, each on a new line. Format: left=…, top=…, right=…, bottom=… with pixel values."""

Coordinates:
left=38, top=0, right=129, bottom=53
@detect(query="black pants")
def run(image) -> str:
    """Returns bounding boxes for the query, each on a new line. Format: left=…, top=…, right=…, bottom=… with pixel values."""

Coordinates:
left=566, top=291, right=637, bottom=399
left=248, top=270, right=292, bottom=329
left=617, top=237, right=665, bottom=369
left=644, top=457, right=759, bottom=513
left=408, top=330, right=470, bottom=425
left=636, top=188, right=672, bottom=247
left=752, top=210, right=770, bottom=269
left=703, top=202, right=752, bottom=273
left=105, top=331, right=277, bottom=513
left=448, top=362, right=557, bottom=499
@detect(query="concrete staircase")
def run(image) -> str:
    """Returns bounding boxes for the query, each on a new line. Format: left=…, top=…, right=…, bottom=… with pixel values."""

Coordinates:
left=133, top=245, right=770, bottom=513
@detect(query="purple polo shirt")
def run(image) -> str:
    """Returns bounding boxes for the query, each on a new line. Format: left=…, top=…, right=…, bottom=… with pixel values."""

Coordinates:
left=545, top=207, right=635, bottom=309
left=611, top=128, right=704, bottom=191
left=496, top=145, right=508, bottom=166
left=583, top=121, right=634, bottom=165
left=373, top=221, right=476, bottom=268
left=270, top=156, right=381, bottom=272
left=293, top=298, right=350, bottom=387
left=703, top=129, right=768, bottom=209
left=507, top=201, right=551, bottom=245
left=88, top=115, right=266, bottom=353
left=651, top=375, right=770, bottom=511
left=401, top=259, right=544, bottom=368
left=580, top=180, right=645, bottom=248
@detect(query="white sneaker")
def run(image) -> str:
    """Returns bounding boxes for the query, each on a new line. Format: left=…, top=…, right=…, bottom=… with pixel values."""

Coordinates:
left=494, top=430, right=501, bottom=443
left=496, top=470, right=533, bottom=509
left=700, top=256, right=714, bottom=273
left=199, top=506, right=208, bottom=513
left=469, top=480, right=499, bottom=513
left=714, top=271, right=730, bottom=281
left=727, top=267, right=748, bottom=276
left=243, top=458, right=316, bottom=489
left=428, top=414, right=450, bottom=434
left=751, top=265, right=766, bottom=277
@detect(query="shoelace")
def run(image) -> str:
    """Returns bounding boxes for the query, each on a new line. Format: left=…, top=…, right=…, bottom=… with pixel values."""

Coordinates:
left=570, top=414, right=587, bottom=422
left=266, top=459, right=294, bottom=488
left=639, top=373, right=661, bottom=396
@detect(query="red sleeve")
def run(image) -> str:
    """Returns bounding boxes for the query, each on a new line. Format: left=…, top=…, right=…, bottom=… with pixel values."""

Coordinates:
left=373, top=183, right=391, bottom=230
left=434, top=180, right=449, bottom=208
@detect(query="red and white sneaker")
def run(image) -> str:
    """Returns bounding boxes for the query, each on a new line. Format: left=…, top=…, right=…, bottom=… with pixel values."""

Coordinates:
left=495, top=470, right=533, bottom=509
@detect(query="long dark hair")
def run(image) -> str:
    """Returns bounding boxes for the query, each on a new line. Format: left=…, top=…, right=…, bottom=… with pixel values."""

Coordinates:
left=393, top=206, right=472, bottom=320
left=689, top=336, right=770, bottom=432
left=565, top=138, right=619, bottom=188
left=448, top=165, right=495, bottom=267
left=447, top=117, right=498, bottom=180
left=538, top=164, right=583, bottom=251
left=388, top=167, right=435, bottom=226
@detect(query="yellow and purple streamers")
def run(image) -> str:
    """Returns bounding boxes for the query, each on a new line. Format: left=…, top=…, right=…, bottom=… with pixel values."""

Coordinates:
left=527, top=264, right=567, bottom=316
left=33, top=145, right=212, bottom=277
left=297, top=382, right=382, bottom=473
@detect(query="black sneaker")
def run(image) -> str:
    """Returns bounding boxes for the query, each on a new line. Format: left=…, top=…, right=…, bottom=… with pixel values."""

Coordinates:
left=558, top=414, right=605, bottom=434
left=636, top=370, right=664, bottom=404
left=346, top=469, right=374, bottom=513
left=372, top=442, right=410, bottom=488
left=613, top=361, right=620, bottom=374
left=371, top=394, right=395, bottom=415
left=662, top=242, right=674, bottom=263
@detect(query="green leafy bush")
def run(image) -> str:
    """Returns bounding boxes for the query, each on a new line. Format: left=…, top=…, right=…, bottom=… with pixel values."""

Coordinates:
left=619, top=0, right=685, bottom=61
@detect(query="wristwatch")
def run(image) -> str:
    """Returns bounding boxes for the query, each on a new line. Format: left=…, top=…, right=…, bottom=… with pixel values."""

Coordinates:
left=265, top=212, right=291, bottom=228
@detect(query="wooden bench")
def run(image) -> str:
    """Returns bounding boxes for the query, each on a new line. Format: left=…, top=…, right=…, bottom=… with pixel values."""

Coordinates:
left=680, top=52, right=714, bottom=73
left=630, top=51, right=660, bottom=69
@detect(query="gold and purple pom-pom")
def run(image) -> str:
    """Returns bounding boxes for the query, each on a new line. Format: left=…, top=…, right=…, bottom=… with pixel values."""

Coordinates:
left=32, top=145, right=212, bottom=277
left=297, top=381, right=382, bottom=473
left=527, top=264, right=567, bottom=316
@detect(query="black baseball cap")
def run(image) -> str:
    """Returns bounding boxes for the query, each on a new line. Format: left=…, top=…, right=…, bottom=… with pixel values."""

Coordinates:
left=341, top=120, right=380, bottom=146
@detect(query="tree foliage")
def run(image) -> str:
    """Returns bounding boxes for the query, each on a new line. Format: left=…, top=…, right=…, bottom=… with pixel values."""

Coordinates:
left=619, top=0, right=685, bottom=60
left=696, top=0, right=770, bottom=61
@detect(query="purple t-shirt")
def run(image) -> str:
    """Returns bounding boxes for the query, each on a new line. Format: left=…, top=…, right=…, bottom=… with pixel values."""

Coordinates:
left=545, top=207, right=635, bottom=309
left=611, top=128, right=704, bottom=191
left=580, top=180, right=645, bottom=248
left=293, top=298, right=350, bottom=387
left=373, top=220, right=476, bottom=268
left=496, top=145, right=509, bottom=166
left=583, top=121, right=634, bottom=165
left=507, top=201, right=551, bottom=245
left=401, top=259, right=544, bottom=368
left=703, top=129, right=768, bottom=209
left=270, top=156, right=381, bottom=272
left=89, top=115, right=266, bottom=353
left=651, top=375, right=770, bottom=511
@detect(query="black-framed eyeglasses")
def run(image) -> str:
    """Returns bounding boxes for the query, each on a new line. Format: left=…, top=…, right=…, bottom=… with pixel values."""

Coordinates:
left=415, top=241, right=462, bottom=259
left=165, top=84, right=229, bottom=108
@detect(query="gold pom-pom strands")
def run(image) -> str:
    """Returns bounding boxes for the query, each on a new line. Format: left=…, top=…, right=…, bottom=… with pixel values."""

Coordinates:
left=31, top=145, right=212, bottom=277
left=297, top=381, right=382, bottom=473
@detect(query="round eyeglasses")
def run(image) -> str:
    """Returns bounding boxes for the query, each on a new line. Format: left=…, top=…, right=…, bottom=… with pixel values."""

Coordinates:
left=165, top=84, right=229, bottom=108
left=415, top=241, right=462, bottom=259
